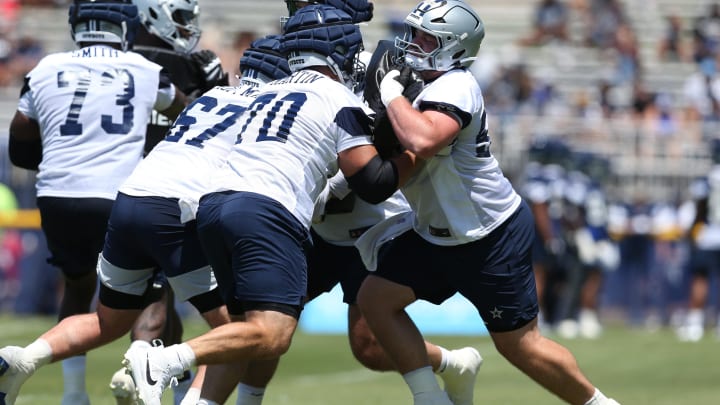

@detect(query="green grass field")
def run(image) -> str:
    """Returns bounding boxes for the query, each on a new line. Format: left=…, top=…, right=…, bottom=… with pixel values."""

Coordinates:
left=0, top=314, right=718, bottom=404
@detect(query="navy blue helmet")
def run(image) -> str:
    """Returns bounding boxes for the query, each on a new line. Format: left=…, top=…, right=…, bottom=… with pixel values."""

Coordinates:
left=280, top=4, right=365, bottom=90
left=239, top=34, right=291, bottom=85
left=283, top=0, right=373, bottom=23
left=69, top=0, right=140, bottom=51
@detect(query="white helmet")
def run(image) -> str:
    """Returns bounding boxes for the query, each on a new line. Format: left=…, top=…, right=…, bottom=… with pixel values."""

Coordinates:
left=133, top=0, right=201, bottom=53
left=396, top=0, right=485, bottom=71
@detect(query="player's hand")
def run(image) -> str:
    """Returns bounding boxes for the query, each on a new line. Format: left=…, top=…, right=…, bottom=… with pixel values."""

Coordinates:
left=380, top=69, right=404, bottom=107
left=397, top=65, right=424, bottom=102
left=191, top=49, right=229, bottom=89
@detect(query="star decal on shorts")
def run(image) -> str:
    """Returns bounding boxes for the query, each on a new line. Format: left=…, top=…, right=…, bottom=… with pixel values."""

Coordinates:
left=490, top=307, right=503, bottom=319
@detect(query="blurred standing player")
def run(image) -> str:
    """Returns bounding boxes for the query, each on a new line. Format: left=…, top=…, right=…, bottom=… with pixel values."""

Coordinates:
left=190, top=2, right=483, bottom=404
left=356, top=1, right=621, bottom=404
left=120, top=5, right=418, bottom=405
left=553, top=153, right=619, bottom=339
left=4, top=1, right=186, bottom=404
left=0, top=33, right=289, bottom=405
left=108, top=0, right=229, bottom=403
left=677, top=138, right=720, bottom=342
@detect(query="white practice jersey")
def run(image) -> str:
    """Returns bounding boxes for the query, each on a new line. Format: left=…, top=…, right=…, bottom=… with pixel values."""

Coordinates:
left=209, top=70, right=374, bottom=228
left=120, top=85, right=257, bottom=204
left=403, top=69, right=521, bottom=246
left=18, top=45, right=175, bottom=200
left=313, top=190, right=410, bottom=246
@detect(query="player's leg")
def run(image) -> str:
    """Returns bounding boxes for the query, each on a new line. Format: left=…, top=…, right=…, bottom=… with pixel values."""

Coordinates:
left=346, top=302, right=481, bottom=405
left=677, top=247, right=711, bottom=341
left=466, top=202, right=618, bottom=404
left=36, top=196, right=115, bottom=405
left=124, top=191, right=306, bottom=405
left=110, top=280, right=181, bottom=405
left=0, top=302, right=142, bottom=404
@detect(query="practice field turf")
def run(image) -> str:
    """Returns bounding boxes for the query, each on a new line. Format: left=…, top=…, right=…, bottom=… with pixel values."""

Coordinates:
left=0, top=314, right=717, bottom=404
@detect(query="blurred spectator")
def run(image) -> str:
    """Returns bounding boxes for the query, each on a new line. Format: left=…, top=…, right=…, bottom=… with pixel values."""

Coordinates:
left=681, top=57, right=720, bottom=125
left=484, top=63, right=535, bottom=115
left=611, top=23, right=641, bottom=85
left=8, top=36, right=44, bottom=82
left=0, top=32, right=44, bottom=88
left=518, top=0, right=570, bottom=47
left=0, top=181, right=20, bottom=311
left=691, top=2, right=720, bottom=64
left=658, top=14, right=687, bottom=62
left=583, top=0, right=626, bottom=49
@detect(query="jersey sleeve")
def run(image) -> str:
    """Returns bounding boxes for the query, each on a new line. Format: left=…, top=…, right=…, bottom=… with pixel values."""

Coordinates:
left=153, top=69, right=176, bottom=112
left=416, top=70, right=478, bottom=129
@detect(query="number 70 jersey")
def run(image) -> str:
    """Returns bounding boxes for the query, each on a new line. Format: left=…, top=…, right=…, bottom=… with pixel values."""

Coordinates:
left=17, top=45, right=175, bottom=200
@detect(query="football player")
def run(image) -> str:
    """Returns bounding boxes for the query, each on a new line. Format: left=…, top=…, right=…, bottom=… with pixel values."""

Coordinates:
left=108, top=0, right=229, bottom=402
left=356, top=1, right=622, bottom=404
left=3, top=1, right=186, bottom=404
left=120, top=5, right=418, bottom=405
left=0, top=32, right=288, bottom=405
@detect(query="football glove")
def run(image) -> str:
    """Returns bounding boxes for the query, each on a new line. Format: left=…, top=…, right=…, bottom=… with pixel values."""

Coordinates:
left=191, top=49, right=229, bottom=90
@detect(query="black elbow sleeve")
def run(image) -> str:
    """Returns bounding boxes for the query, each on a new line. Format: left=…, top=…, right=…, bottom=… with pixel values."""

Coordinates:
left=346, top=155, right=399, bottom=204
left=8, top=136, right=42, bottom=171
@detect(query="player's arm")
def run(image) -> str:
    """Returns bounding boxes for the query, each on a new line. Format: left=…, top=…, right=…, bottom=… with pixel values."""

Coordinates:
left=154, top=70, right=188, bottom=122
left=339, top=144, right=418, bottom=204
left=380, top=70, right=460, bottom=159
left=8, top=111, right=42, bottom=171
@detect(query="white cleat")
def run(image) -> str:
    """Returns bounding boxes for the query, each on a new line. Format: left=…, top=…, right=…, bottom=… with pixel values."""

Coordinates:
left=676, top=324, right=704, bottom=342
left=579, top=310, right=603, bottom=339
left=109, top=367, right=138, bottom=405
left=439, top=347, right=483, bottom=405
left=0, top=346, right=36, bottom=405
left=122, top=340, right=178, bottom=405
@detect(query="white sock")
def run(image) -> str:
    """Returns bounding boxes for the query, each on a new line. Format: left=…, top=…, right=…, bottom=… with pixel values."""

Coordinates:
left=403, top=366, right=443, bottom=396
left=24, top=339, right=52, bottom=368
left=178, top=387, right=201, bottom=405
left=584, top=388, right=617, bottom=405
left=436, top=347, right=450, bottom=374
left=173, top=370, right=194, bottom=405
left=197, top=399, right=221, bottom=405
left=61, top=355, right=87, bottom=394
left=165, top=343, right=197, bottom=374
left=236, top=382, right=265, bottom=405
left=687, top=309, right=704, bottom=326
left=130, top=340, right=152, bottom=350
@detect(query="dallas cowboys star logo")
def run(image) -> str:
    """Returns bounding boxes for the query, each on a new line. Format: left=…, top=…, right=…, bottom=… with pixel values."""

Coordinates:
left=490, top=307, right=503, bottom=319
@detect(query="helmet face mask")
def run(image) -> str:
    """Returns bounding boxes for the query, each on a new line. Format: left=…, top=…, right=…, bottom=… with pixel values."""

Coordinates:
left=133, top=0, right=201, bottom=53
left=396, top=0, right=485, bottom=72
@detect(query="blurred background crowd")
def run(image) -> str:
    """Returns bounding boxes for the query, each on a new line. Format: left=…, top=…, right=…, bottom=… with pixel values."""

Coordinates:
left=1, top=0, right=720, bottom=342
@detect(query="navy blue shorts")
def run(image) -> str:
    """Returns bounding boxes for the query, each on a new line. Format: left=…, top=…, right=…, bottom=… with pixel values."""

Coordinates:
left=102, top=193, right=209, bottom=278
left=307, top=228, right=370, bottom=304
left=197, top=191, right=311, bottom=316
left=37, top=196, right=114, bottom=279
left=688, top=246, right=720, bottom=276
left=374, top=201, right=539, bottom=333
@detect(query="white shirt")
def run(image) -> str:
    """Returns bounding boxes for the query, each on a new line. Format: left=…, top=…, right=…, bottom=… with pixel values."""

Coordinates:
left=18, top=45, right=175, bottom=200
left=402, top=69, right=522, bottom=245
left=208, top=70, right=374, bottom=228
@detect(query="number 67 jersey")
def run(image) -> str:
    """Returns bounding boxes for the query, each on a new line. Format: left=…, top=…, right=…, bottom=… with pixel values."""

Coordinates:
left=17, top=45, right=176, bottom=200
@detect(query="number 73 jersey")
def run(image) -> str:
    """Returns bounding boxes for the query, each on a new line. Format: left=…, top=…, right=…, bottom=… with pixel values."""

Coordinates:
left=17, top=45, right=175, bottom=200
